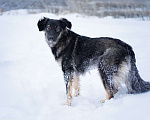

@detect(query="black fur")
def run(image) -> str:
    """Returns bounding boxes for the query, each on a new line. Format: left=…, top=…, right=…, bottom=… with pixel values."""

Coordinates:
left=37, top=17, right=49, bottom=31
left=37, top=17, right=150, bottom=103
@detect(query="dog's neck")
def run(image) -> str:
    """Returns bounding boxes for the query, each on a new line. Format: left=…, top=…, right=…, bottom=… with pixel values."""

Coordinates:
left=50, top=29, right=79, bottom=61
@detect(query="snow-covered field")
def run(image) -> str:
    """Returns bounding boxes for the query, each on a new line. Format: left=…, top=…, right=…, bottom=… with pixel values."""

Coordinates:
left=0, top=11, right=150, bottom=120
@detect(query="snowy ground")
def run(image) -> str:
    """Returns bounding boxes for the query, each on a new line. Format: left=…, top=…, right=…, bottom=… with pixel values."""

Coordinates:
left=0, top=11, right=150, bottom=120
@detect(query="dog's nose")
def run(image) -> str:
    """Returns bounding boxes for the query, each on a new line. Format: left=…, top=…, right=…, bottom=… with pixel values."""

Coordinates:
left=48, top=36, right=54, bottom=41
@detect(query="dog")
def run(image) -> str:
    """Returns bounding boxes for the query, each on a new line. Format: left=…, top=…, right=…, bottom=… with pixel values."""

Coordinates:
left=37, top=17, right=150, bottom=105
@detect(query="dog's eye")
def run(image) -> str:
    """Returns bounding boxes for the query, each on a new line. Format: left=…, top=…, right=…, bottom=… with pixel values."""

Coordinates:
left=47, top=25, right=51, bottom=31
left=56, top=26, right=60, bottom=32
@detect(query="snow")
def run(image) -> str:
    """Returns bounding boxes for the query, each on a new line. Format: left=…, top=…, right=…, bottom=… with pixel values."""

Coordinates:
left=0, top=10, right=150, bottom=120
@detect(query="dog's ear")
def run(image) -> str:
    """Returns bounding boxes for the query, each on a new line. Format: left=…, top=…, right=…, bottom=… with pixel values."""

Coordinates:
left=37, top=17, right=49, bottom=31
left=60, top=18, right=72, bottom=29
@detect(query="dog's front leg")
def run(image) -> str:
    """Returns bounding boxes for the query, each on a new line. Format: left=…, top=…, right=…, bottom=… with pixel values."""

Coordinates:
left=64, top=73, right=73, bottom=106
left=73, top=74, right=80, bottom=97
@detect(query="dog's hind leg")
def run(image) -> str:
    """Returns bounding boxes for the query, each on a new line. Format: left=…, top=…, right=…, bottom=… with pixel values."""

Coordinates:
left=99, top=71, right=115, bottom=103
left=98, top=60, right=118, bottom=103
left=73, top=73, right=80, bottom=97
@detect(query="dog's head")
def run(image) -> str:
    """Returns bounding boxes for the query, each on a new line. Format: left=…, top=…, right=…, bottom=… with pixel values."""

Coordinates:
left=37, top=17, right=72, bottom=47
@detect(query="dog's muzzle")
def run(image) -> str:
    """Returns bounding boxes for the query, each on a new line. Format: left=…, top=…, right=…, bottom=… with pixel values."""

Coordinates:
left=48, top=36, right=54, bottom=41
left=46, top=36, right=57, bottom=47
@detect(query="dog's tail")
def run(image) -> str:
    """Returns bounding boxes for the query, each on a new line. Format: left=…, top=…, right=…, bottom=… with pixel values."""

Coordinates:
left=129, top=54, right=150, bottom=93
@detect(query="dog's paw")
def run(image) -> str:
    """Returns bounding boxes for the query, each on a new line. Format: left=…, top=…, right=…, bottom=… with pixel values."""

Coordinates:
left=66, top=99, right=72, bottom=106
left=73, top=91, right=80, bottom=97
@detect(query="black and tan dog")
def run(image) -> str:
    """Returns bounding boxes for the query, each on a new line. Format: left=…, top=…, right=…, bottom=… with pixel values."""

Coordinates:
left=37, top=17, right=150, bottom=105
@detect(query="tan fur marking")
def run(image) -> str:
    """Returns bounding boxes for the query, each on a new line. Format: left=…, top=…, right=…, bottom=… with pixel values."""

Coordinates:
left=100, top=86, right=112, bottom=103
left=66, top=73, right=80, bottom=105
left=66, top=79, right=73, bottom=106
left=105, top=86, right=112, bottom=100
left=73, top=75, right=80, bottom=97
left=113, top=84, right=118, bottom=94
